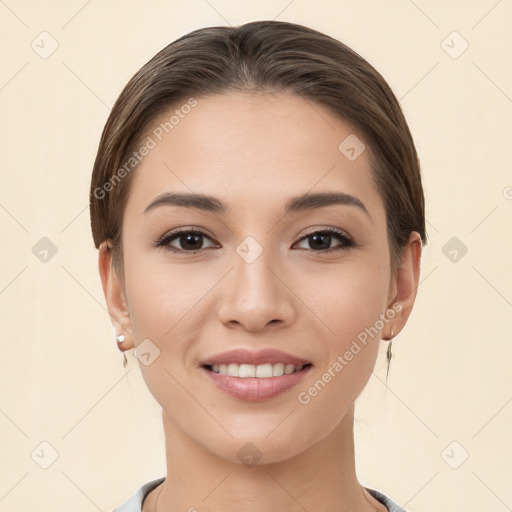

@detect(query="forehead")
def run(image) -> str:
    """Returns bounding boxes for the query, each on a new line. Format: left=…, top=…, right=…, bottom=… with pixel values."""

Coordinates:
left=124, top=92, right=385, bottom=222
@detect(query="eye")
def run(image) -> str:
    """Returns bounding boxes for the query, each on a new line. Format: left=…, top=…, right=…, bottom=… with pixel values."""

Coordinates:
left=153, top=226, right=356, bottom=255
left=153, top=228, right=217, bottom=254
left=293, top=227, right=355, bottom=253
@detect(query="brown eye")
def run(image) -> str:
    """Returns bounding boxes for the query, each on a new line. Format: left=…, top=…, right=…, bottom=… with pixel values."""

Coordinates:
left=294, top=228, right=354, bottom=252
left=154, top=229, right=217, bottom=253
left=153, top=227, right=355, bottom=255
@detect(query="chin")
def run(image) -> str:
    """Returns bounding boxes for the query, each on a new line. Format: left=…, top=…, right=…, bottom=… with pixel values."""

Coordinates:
left=194, top=425, right=314, bottom=467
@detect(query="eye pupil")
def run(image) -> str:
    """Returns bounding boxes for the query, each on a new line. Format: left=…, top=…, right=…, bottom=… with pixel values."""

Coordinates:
left=181, top=233, right=203, bottom=250
left=309, top=233, right=331, bottom=250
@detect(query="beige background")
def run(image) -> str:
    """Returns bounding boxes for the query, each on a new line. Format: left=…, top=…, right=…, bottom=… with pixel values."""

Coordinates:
left=1, top=1, right=511, bottom=511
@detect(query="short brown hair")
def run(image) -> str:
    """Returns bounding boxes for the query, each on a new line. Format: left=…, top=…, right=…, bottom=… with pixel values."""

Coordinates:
left=90, top=20, right=427, bottom=277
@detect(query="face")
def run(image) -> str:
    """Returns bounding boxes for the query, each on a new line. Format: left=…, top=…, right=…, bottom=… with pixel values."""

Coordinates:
left=107, top=91, right=409, bottom=464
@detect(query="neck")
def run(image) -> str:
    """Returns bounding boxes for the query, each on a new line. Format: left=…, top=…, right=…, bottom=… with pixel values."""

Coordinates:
left=145, top=405, right=383, bottom=512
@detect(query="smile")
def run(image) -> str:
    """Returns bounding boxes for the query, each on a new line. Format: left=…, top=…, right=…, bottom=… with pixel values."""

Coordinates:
left=206, top=362, right=308, bottom=378
left=201, top=363, right=313, bottom=401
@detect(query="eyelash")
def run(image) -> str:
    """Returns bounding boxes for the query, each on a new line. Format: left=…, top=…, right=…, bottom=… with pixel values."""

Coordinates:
left=152, top=226, right=356, bottom=255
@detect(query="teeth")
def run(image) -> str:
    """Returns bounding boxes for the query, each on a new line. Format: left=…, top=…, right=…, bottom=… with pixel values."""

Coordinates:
left=284, top=364, right=295, bottom=375
left=210, top=363, right=306, bottom=378
left=228, top=363, right=239, bottom=377
left=272, top=363, right=284, bottom=376
left=256, top=363, right=272, bottom=378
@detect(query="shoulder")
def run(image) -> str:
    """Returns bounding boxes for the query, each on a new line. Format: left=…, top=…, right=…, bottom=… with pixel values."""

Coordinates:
left=364, top=486, right=408, bottom=512
left=112, top=477, right=165, bottom=512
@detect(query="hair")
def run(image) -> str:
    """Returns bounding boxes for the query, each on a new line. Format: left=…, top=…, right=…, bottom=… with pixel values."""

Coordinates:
left=90, top=23, right=427, bottom=375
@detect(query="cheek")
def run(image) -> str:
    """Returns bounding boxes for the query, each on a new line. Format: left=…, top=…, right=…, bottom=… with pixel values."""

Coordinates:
left=308, top=257, right=389, bottom=392
left=121, top=255, right=200, bottom=419
left=314, top=257, right=389, bottom=344
left=292, top=270, right=388, bottom=439
left=123, top=250, right=197, bottom=339
left=122, top=252, right=210, bottom=389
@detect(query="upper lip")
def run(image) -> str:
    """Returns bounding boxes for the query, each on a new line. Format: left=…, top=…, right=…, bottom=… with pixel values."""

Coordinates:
left=200, top=348, right=312, bottom=367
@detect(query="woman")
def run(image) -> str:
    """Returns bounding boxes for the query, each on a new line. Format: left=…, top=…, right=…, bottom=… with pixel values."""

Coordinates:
left=90, top=20, right=426, bottom=512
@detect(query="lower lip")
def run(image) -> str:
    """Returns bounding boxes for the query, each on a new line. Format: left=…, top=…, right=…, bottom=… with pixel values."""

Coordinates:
left=201, top=366, right=312, bottom=401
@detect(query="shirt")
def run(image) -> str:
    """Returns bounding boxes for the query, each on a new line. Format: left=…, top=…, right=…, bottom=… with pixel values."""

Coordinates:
left=112, top=476, right=408, bottom=511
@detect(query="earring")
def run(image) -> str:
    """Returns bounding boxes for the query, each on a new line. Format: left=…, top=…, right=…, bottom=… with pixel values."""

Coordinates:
left=386, top=328, right=394, bottom=379
left=116, top=334, right=128, bottom=367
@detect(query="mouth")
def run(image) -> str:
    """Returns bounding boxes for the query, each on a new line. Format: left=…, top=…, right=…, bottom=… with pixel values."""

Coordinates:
left=199, top=348, right=313, bottom=401
left=200, top=358, right=313, bottom=401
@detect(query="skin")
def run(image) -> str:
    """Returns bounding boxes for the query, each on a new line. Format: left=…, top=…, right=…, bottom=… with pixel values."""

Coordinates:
left=99, top=91, right=422, bottom=512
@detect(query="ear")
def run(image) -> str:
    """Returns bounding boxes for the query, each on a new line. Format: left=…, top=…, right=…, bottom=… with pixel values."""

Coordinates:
left=383, top=231, right=423, bottom=340
left=98, top=241, right=134, bottom=350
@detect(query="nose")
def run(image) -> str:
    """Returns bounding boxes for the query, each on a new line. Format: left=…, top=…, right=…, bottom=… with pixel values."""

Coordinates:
left=216, top=246, right=296, bottom=333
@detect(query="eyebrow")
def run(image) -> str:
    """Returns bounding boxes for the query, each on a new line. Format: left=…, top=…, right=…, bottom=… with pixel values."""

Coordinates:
left=143, top=191, right=371, bottom=220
